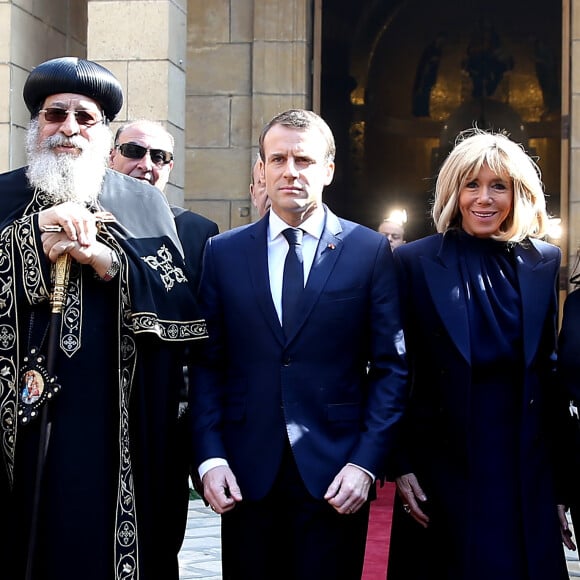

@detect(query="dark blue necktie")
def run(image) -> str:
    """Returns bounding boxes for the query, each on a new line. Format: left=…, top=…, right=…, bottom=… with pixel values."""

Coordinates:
left=281, top=228, right=304, bottom=334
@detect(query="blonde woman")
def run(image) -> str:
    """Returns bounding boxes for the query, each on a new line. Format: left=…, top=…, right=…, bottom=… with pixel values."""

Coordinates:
left=387, top=129, right=572, bottom=579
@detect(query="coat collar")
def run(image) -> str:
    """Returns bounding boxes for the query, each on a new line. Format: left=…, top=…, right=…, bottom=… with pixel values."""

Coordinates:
left=514, top=239, right=558, bottom=366
left=422, top=232, right=557, bottom=366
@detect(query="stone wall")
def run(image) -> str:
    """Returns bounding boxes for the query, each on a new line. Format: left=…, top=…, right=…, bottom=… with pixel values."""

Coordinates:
left=186, top=0, right=312, bottom=231
left=569, top=0, right=580, bottom=277
left=88, top=0, right=187, bottom=207
left=0, top=0, right=86, bottom=171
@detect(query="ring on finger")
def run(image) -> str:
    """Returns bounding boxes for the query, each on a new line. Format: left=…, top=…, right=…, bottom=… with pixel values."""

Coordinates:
left=403, top=504, right=411, bottom=514
left=40, top=225, right=64, bottom=233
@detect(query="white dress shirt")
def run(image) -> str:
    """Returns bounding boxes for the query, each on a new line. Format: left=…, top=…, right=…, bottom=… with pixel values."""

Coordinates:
left=267, top=207, right=325, bottom=323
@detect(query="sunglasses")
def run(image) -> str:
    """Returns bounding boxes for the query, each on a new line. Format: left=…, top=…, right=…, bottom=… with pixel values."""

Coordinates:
left=39, top=107, right=103, bottom=127
left=116, top=143, right=174, bottom=166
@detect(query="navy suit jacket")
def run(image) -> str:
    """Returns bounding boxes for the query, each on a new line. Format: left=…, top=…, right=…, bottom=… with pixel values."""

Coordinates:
left=171, top=206, right=218, bottom=293
left=190, top=207, right=407, bottom=500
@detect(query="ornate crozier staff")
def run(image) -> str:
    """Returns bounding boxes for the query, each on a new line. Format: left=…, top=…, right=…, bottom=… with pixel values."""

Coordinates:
left=25, top=251, right=72, bottom=580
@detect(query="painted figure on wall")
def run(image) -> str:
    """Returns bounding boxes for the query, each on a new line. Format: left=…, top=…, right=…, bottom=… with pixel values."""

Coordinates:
left=462, top=17, right=513, bottom=99
left=412, top=33, right=446, bottom=117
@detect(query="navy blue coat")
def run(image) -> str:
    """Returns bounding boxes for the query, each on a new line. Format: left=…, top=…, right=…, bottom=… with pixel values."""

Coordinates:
left=556, top=287, right=580, bottom=532
left=388, top=231, right=568, bottom=580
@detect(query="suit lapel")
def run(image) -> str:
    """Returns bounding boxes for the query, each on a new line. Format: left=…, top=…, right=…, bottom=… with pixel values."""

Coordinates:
left=421, top=234, right=471, bottom=364
left=515, top=241, right=557, bottom=367
left=246, top=216, right=286, bottom=345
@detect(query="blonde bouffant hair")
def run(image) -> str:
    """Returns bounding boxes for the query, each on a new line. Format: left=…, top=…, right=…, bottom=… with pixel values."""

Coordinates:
left=432, top=128, right=548, bottom=242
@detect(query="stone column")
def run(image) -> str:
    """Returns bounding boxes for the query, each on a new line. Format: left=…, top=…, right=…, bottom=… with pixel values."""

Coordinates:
left=186, top=0, right=253, bottom=231
left=88, top=0, right=187, bottom=206
left=250, top=0, right=311, bottom=221
left=0, top=0, right=87, bottom=172
left=569, top=0, right=580, bottom=283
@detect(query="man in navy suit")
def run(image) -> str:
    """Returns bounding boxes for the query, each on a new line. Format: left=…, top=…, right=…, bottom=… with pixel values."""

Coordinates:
left=191, top=109, right=407, bottom=579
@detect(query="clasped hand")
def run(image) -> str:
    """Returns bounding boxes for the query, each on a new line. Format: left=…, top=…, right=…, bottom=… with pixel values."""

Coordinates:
left=38, top=202, right=114, bottom=276
left=324, top=464, right=372, bottom=515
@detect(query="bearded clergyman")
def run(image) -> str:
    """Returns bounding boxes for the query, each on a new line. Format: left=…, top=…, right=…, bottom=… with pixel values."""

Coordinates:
left=0, top=57, right=205, bottom=580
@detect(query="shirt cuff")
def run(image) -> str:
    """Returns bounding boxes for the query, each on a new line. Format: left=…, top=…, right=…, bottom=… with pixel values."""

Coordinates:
left=198, top=457, right=229, bottom=480
left=347, top=462, right=375, bottom=482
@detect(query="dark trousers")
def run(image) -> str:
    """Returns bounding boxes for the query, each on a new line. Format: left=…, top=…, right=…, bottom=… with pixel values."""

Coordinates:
left=221, top=444, right=370, bottom=580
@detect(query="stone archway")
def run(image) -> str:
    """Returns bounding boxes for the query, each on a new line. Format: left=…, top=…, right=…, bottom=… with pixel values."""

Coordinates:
left=321, top=0, right=562, bottom=240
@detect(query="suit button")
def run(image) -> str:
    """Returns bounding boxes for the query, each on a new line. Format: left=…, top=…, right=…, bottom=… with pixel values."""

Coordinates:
left=283, top=356, right=291, bottom=366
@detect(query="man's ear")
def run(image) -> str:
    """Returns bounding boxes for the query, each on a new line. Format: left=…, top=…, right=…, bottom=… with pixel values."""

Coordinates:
left=324, top=161, right=335, bottom=186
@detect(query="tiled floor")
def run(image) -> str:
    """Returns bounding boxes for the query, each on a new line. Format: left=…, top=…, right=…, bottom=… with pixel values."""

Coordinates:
left=179, top=500, right=222, bottom=579
left=568, top=537, right=580, bottom=578
left=178, top=499, right=580, bottom=579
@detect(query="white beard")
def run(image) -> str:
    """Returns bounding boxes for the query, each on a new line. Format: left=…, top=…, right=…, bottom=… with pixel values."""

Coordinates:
left=25, top=118, right=112, bottom=207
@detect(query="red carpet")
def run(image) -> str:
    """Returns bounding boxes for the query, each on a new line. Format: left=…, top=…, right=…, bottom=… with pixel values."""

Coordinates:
left=362, top=481, right=395, bottom=579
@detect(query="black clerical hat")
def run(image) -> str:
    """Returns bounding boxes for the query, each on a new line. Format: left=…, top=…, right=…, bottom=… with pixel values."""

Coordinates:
left=23, top=57, right=123, bottom=121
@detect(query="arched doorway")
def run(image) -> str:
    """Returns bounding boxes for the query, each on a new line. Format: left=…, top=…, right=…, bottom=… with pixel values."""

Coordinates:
left=320, top=0, right=562, bottom=243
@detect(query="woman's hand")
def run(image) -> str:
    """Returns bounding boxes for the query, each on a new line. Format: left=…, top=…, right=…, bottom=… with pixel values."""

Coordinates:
left=396, top=472, right=430, bottom=528
left=558, top=504, right=576, bottom=551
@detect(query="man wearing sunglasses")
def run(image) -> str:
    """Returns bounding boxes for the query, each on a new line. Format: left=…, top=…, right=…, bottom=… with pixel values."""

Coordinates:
left=110, top=120, right=175, bottom=192
left=0, top=57, right=204, bottom=580
left=110, top=119, right=219, bottom=291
